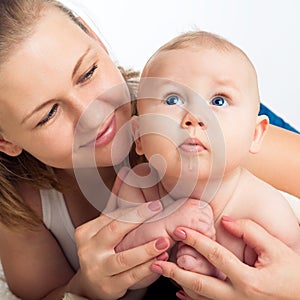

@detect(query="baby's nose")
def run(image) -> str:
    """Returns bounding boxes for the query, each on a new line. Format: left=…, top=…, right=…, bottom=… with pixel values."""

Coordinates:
left=181, top=112, right=206, bottom=129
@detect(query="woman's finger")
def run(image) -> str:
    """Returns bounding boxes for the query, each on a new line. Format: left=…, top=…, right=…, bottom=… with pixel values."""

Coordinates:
left=93, top=201, right=163, bottom=248
left=111, top=258, right=160, bottom=292
left=151, top=260, right=233, bottom=300
left=221, top=217, right=282, bottom=258
left=172, top=227, right=249, bottom=282
left=75, top=168, right=131, bottom=245
left=104, top=237, right=170, bottom=275
left=75, top=200, right=162, bottom=247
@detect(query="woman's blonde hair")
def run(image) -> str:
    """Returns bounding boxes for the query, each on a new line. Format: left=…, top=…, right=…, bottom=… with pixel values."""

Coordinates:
left=0, top=0, right=139, bottom=230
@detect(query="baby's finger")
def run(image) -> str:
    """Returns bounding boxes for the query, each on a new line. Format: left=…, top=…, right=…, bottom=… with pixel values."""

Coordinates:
left=104, top=237, right=170, bottom=275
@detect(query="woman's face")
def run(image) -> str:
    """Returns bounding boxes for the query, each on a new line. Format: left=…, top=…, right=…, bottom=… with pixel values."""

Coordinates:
left=0, top=7, right=132, bottom=168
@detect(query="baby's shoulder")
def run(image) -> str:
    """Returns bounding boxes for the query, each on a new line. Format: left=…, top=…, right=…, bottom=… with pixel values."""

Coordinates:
left=239, top=168, right=284, bottom=203
left=235, top=169, right=300, bottom=245
left=227, top=168, right=290, bottom=223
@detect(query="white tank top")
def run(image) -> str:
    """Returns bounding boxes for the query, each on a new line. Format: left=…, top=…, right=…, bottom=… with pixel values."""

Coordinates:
left=40, top=189, right=79, bottom=271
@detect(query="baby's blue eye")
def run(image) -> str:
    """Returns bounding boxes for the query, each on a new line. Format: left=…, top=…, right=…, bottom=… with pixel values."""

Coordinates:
left=210, top=96, right=228, bottom=107
left=164, top=95, right=183, bottom=105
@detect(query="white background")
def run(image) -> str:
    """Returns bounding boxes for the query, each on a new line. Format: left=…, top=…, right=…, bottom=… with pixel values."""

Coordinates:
left=63, top=0, right=299, bottom=129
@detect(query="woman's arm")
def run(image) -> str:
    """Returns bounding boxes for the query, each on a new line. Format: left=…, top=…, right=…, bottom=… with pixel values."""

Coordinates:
left=0, top=222, right=75, bottom=299
left=0, top=170, right=170, bottom=300
left=0, top=201, right=169, bottom=300
left=243, top=125, right=300, bottom=197
left=150, top=217, right=300, bottom=300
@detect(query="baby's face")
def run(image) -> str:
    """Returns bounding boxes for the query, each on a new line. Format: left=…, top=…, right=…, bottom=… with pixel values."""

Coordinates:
left=136, top=47, right=260, bottom=180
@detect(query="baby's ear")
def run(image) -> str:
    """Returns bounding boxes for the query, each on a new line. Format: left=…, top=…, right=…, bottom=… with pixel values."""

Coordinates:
left=0, top=135, right=22, bottom=157
left=249, top=114, right=269, bottom=154
left=130, top=116, right=144, bottom=155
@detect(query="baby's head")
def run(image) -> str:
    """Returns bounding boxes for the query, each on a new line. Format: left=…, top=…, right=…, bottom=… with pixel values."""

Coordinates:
left=133, top=31, right=268, bottom=179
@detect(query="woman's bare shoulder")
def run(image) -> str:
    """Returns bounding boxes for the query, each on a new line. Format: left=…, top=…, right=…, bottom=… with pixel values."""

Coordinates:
left=14, top=181, right=43, bottom=218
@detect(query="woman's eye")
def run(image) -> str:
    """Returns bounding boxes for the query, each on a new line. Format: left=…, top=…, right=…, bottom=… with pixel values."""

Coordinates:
left=210, top=96, right=228, bottom=107
left=37, top=104, right=59, bottom=127
left=78, top=64, right=98, bottom=84
left=164, top=94, right=184, bottom=105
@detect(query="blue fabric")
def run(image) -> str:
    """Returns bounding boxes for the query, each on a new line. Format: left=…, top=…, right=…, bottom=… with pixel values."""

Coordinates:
left=259, top=103, right=299, bottom=133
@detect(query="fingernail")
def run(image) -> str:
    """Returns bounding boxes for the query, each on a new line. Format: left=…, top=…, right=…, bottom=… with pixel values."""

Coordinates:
left=148, top=200, right=162, bottom=211
left=155, top=237, right=169, bottom=250
left=151, top=263, right=163, bottom=275
left=174, top=228, right=187, bottom=240
left=222, top=215, right=236, bottom=222
left=176, top=291, right=186, bottom=300
left=156, top=252, right=169, bottom=261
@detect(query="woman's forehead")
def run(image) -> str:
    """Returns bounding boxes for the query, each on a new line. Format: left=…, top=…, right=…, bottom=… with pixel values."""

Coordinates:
left=1, top=9, right=91, bottom=85
left=0, top=8, right=95, bottom=115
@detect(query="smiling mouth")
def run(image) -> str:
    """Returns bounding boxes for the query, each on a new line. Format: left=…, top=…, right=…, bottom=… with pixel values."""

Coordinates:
left=80, top=115, right=116, bottom=148
left=179, top=138, right=207, bottom=153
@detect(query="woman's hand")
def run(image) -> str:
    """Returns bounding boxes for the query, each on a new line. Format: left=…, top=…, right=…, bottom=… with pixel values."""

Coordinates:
left=68, top=169, right=170, bottom=300
left=151, top=217, right=300, bottom=300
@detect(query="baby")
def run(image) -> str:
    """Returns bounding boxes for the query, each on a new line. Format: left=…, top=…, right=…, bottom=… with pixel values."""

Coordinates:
left=115, top=30, right=300, bottom=289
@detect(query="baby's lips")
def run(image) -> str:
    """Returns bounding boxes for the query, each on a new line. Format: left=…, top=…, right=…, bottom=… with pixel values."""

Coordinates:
left=179, top=137, right=207, bottom=153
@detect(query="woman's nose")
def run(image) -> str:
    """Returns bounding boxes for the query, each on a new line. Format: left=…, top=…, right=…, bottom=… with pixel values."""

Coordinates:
left=181, top=112, right=206, bottom=129
left=69, top=92, right=112, bottom=132
left=78, top=100, right=115, bottom=132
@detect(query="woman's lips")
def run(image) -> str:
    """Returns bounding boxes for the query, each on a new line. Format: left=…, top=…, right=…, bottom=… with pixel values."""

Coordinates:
left=81, top=115, right=116, bottom=148
left=179, top=138, right=206, bottom=153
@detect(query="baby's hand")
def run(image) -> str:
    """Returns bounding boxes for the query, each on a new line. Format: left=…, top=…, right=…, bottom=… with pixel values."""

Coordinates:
left=166, top=199, right=216, bottom=242
left=116, top=199, right=215, bottom=252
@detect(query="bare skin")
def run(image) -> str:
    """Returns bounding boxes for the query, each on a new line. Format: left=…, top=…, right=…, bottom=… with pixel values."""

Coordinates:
left=0, top=169, right=170, bottom=299
left=243, top=124, right=300, bottom=198
left=151, top=218, right=300, bottom=300
left=0, top=7, right=170, bottom=299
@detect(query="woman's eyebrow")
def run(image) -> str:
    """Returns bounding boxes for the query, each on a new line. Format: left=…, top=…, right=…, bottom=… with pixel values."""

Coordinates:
left=72, top=46, right=92, bottom=79
left=21, top=100, right=54, bottom=125
left=21, top=47, right=93, bottom=125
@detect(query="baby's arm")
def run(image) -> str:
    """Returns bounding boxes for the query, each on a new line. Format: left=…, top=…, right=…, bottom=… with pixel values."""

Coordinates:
left=116, top=166, right=147, bottom=208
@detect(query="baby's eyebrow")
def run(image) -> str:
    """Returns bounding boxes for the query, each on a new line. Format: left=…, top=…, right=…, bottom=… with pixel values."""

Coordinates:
left=214, top=77, right=238, bottom=90
left=139, top=79, right=185, bottom=98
